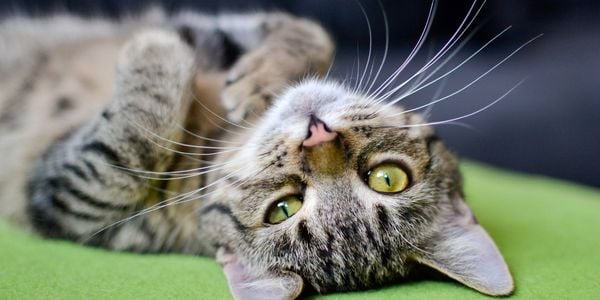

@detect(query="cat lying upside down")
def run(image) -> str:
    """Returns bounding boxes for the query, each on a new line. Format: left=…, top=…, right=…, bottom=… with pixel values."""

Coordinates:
left=0, top=4, right=513, bottom=299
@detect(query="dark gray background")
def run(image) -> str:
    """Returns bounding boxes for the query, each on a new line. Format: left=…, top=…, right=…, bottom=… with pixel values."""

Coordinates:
left=2, top=0, right=599, bottom=187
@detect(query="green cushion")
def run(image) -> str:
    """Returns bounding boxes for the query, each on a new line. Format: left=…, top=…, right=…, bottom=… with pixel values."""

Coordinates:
left=1, top=162, right=599, bottom=299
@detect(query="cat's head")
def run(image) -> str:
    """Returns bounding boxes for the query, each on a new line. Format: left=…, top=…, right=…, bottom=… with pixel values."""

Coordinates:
left=201, top=80, right=513, bottom=299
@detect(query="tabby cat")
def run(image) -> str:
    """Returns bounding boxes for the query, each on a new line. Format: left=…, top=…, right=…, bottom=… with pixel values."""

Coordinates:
left=0, top=5, right=513, bottom=300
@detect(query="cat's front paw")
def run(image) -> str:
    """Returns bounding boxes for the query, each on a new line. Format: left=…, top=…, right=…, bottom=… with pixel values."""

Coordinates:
left=221, top=49, right=290, bottom=123
left=112, top=29, right=195, bottom=128
left=117, top=29, right=194, bottom=105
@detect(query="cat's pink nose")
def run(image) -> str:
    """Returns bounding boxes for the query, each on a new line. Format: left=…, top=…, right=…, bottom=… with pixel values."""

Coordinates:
left=302, top=115, right=338, bottom=147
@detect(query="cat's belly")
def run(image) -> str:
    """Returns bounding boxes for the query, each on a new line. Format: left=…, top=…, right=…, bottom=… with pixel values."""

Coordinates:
left=0, top=37, right=124, bottom=227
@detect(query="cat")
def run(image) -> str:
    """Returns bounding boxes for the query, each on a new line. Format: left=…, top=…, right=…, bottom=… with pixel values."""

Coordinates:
left=0, top=4, right=513, bottom=300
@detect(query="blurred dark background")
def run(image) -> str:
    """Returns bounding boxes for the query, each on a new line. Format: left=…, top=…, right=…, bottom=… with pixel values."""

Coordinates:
left=1, top=0, right=599, bottom=187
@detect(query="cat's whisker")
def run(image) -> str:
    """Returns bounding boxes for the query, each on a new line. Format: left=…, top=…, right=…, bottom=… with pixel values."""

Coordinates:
left=350, top=42, right=361, bottom=95
left=354, top=0, right=374, bottom=93
left=148, top=183, right=180, bottom=197
left=83, top=162, right=256, bottom=241
left=323, top=49, right=337, bottom=80
left=116, top=112, right=216, bottom=164
left=108, top=161, right=232, bottom=176
left=368, top=0, right=438, bottom=100
left=135, top=163, right=260, bottom=216
left=402, top=46, right=433, bottom=98
left=371, top=0, right=484, bottom=110
left=260, top=80, right=291, bottom=103
left=386, top=34, right=542, bottom=117
left=199, top=106, right=248, bottom=137
left=100, top=158, right=239, bottom=178
left=177, top=124, right=242, bottom=145
left=384, top=25, right=511, bottom=110
left=380, top=78, right=526, bottom=129
left=83, top=188, right=202, bottom=242
left=134, top=129, right=241, bottom=157
left=365, top=0, right=390, bottom=96
left=373, top=29, right=480, bottom=114
left=127, top=122, right=240, bottom=157
left=185, top=163, right=271, bottom=225
left=395, top=224, right=432, bottom=255
left=372, top=0, right=484, bottom=106
left=190, top=90, right=254, bottom=130
left=440, top=121, right=478, bottom=131
left=359, top=1, right=391, bottom=95
left=421, top=76, right=448, bottom=121
left=99, top=162, right=239, bottom=182
left=122, top=164, right=238, bottom=181
left=239, top=113, right=258, bottom=128
left=133, top=121, right=242, bottom=151
left=363, top=54, right=378, bottom=95
left=162, top=163, right=267, bottom=210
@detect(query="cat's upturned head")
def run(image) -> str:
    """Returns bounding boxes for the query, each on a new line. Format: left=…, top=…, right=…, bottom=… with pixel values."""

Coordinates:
left=201, top=80, right=512, bottom=299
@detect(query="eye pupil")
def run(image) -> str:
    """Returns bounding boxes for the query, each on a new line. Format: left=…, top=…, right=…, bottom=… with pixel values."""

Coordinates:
left=278, top=201, right=290, bottom=217
left=383, top=173, right=391, bottom=187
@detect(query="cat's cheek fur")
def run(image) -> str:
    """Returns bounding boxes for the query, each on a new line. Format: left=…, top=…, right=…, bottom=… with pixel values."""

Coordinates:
left=411, top=199, right=514, bottom=296
left=217, top=247, right=304, bottom=300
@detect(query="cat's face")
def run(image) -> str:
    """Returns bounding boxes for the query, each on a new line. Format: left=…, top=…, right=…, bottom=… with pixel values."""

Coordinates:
left=201, top=80, right=512, bottom=298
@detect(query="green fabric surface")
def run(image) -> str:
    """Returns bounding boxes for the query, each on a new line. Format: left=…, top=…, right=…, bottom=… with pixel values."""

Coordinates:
left=1, top=162, right=599, bottom=299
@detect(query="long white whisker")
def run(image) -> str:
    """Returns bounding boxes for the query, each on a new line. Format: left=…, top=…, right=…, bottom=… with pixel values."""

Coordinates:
left=119, top=163, right=257, bottom=224
left=352, top=42, right=361, bottom=94
left=132, top=126, right=240, bottom=157
left=190, top=91, right=253, bottom=130
left=387, top=79, right=526, bottom=128
left=84, top=188, right=203, bottom=242
left=199, top=106, right=247, bottom=137
left=134, top=123, right=241, bottom=150
left=403, top=44, right=436, bottom=97
left=177, top=124, right=241, bottom=145
left=394, top=26, right=511, bottom=104
left=387, top=34, right=542, bottom=116
left=185, top=162, right=271, bottom=223
left=422, top=76, right=448, bottom=121
left=354, top=0, right=374, bottom=93
left=120, top=125, right=219, bottom=166
left=112, top=163, right=237, bottom=181
left=100, top=158, right=242, bottom=180
left=84, top=162, right=255, bottom=241
left=365, top=0, right=390, bottom=95
left=369, top=0, right=438, bottom=99
left=373, top=0, right=484, bottom=104
left=324, top=49, right=337, bottom=80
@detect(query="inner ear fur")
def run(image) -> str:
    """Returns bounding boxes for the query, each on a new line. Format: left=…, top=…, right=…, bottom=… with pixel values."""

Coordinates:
left=411, top=198, right=514, bottom=296
left=217, top=247, right=304, bottom=300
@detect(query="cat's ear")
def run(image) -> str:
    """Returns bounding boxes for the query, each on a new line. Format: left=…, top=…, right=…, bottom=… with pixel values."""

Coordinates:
left=411, top=198, right=514, bottom=296
left=216, top=247, right=303, bottom=300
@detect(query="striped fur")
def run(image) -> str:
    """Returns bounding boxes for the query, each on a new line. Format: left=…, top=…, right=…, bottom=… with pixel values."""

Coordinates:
left=0, top=11, right=333, bottom=254
left=0, top=7, right=512, bottom=299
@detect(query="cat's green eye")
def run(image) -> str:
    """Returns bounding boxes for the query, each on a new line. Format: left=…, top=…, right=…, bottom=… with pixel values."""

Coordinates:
left=266, top=195, right=303, bottom=224
left=367, top=163, right=409, bottom=193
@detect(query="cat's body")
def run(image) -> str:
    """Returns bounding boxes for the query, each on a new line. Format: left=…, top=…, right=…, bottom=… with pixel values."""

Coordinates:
left=0, top=7, right=513, bottom=299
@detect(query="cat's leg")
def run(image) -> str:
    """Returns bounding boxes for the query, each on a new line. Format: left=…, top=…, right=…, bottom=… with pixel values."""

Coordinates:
left=27, top=30, right=208, bottom=254
left=175, top=13, right=334, bottom=123
left=219, top=13, right=334, bottom=122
